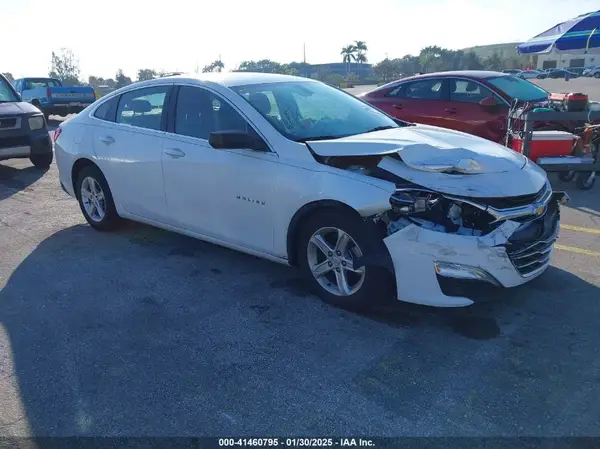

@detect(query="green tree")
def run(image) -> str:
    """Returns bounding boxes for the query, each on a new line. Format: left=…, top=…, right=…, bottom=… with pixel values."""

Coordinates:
left=137, top=69, right=157, bottom=81
left=202, top=59, right=225, bottom=73
left=49, top=48, right=81, bottom=85
left=483, top=52, right=504, bottom=71
left=237, top=59, right=284, bottom=73
left=2, top=72, right=14, bottom=83
left=115, top=69, right=132, bottom=88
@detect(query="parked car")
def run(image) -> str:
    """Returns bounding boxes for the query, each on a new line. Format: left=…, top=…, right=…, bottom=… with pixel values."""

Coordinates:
left=546, top=68, right=579, bottom=79
left=567, top=67, right=586, bottom=76
left=12, top=77, right=96, bottom=120
left=516, top=70, right=542, bottom=79
left=54, top=73, right=565, bottom=310
left=0, top=73, right=53, bottom=168
left=583, top=66, right=600, bottom=77
left=359, top=70, right=551, bottom=143
left=502, top=69, right=522, bottom=75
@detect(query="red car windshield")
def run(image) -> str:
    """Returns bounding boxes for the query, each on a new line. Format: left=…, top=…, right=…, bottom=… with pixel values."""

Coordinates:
left=486, top=76, right=548, bottom=102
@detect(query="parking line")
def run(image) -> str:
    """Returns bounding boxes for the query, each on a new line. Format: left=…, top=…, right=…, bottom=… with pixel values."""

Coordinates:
left=560, top=224, right=600, bottom=235
left=555, top=244, right=600, bottom=258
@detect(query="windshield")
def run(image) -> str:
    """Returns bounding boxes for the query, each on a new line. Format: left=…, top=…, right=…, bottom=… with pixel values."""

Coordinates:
left=232, top=81, right=399, bottom=142
left=486, top=75, right=548, bottom=102
left=24, top=78, right=61, bottom=89
left=0, top=76, right=19, bottom=102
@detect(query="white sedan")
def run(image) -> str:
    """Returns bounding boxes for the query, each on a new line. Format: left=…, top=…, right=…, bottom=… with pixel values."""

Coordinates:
left=54, top=73, right=567, bottom=309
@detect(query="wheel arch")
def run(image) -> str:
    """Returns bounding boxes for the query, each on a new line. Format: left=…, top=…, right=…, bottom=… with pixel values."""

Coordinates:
left=286, top=200, right=363, bottom=267
left=71, top=158, right=100, bottom=195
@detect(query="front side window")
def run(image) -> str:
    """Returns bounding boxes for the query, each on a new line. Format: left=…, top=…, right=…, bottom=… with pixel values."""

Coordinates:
left=116, top=86, right=169, bottom=131
left=233, top=81, right=399, bottom=142
left=485, top=76, right=548, bottom=102
left=174, top=86, right=250, bottom=140
left=0, top=76, right=19, bottom=102
left=449, top=79, right=501, bottom=104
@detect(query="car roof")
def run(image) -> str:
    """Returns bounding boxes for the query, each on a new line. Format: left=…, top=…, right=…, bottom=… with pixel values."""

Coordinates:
left=405, top=70, right=507, bottom=80
left=149, top=72, right=313, bottom=88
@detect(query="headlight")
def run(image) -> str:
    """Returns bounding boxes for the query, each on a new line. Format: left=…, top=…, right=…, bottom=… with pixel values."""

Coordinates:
left=28, top=115, right=45, bottom=131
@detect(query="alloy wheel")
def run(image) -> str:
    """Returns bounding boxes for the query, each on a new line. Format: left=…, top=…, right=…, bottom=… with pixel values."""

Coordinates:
left=80, top=176, right=106, bottom=222
left=306, top=227, right=366, bottom=296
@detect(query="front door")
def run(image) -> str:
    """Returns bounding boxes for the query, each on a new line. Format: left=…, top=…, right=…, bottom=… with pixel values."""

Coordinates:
left=161, top=85, right=279, bottom=254
left=446, top=78, right=509, bottom=142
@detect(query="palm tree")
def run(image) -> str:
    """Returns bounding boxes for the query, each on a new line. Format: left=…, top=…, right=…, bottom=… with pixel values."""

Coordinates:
left=341, top=45, right=357, bottom=76
left=354, top=40, right=368, bottom=62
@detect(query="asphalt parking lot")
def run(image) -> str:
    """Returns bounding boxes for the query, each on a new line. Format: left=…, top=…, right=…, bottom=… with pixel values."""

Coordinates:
left=1, top=116, right=600, bottom=438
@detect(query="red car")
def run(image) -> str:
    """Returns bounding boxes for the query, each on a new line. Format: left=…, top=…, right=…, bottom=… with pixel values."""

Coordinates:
left=359, top=70, right=550, bottom=143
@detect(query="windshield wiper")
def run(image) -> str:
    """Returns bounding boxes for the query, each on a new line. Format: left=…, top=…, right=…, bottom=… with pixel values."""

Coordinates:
left=363, top=125, right=397, bottom=134
left=296, top=135, right=344, bottom=143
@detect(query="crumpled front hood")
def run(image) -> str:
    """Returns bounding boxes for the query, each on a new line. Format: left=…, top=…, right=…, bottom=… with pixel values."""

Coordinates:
left=307, top=124, right=527, bottom=174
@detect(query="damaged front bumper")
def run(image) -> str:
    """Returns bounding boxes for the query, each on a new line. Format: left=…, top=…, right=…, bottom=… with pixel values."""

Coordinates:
left=381, top=191, right=566, bottom=307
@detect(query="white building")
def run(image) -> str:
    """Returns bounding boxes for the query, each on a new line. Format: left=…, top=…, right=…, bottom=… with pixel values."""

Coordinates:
left=536, top=49, right=598, bottom=69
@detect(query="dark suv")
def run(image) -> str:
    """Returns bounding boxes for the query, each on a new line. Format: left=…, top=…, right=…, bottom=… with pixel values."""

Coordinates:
left=0, top=73, right=53, bottom=168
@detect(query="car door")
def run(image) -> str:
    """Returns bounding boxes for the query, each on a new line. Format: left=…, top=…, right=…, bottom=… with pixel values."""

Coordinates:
left=161, top=85, right=279, bottom=254
left=446, top=78, right=509, bottom=142
left=92, top=84, right=173, bottom=222
left=374, top=78, right=453, bottom=128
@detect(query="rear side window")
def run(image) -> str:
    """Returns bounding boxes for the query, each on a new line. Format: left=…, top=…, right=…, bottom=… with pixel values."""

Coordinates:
left=402, top=79, right=443, bottom=100
left=116, top=86, right=170, bottom=131
left=93, top=96, right=119, bottom=122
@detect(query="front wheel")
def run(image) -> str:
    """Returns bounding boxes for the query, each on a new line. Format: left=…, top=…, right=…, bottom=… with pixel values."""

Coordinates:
left=75, top=165, right=121, bottom=231
left=558, top=171, right=575, bottom=182
left=297, top=209, right=394, bottom=311
left=576, top=172, right=596, bottom=190
left=30, top=152, right=53, bottom=169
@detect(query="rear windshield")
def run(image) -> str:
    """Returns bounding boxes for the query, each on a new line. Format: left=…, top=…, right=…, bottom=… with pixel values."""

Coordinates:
left=486, top=76, right=548, bottom=102
left=0, top=76, right=19, bottom=102
left=23, top=78, right=62, bottom=89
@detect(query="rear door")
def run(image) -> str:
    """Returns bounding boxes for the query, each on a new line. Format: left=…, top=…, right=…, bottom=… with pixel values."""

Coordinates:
left=373, top=78, right=454, bottom=128
left=446, top=78, right=509, bottom=142
left=91, top=84, right=173, bottom=222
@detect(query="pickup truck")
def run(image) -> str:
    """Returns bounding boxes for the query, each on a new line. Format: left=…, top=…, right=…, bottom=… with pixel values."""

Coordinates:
left=12, top=77, right=96, bottom=120
left=0, top=74, right=53, bottom=168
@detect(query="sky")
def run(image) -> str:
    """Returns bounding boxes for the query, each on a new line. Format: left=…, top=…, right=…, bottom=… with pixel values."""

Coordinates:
left=2, top=0, right=600, bottom=80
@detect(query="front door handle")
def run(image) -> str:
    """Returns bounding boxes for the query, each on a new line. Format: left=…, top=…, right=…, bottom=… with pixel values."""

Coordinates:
left=99, top=135, right=115, bottom=145
left=393, top=104, right=403, bottom=110
left=445, top=108, right=457, bottom=114
left=164, top=148, right=186, bottom=159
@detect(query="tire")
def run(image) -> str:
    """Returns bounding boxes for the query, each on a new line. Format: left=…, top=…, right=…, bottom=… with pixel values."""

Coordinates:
left=30, top=152, right=53, bottom=169
left=296, top=208, right=394, bottom=311
left=594, top=73, right=600, bottom=79
left=75, top=165, right=121, bottom=231
left=576, top=172, right=596, bottom=190
left=558, top=171, right=575, bottom=182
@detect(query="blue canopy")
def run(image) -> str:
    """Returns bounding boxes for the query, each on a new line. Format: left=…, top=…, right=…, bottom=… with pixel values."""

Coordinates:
left=517, top=10, right=600, bottom=54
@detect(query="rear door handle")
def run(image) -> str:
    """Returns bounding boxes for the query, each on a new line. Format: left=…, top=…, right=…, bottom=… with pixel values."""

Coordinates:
left=164, top=148, right=186, bottom=159
left=99, top=135, right=115, bottom=145
left=393, top=104, right=403, bottom=110
left=445, top=108, right=457, bottom=114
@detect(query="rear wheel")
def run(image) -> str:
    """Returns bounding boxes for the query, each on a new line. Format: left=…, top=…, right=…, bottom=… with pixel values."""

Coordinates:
left=558, top=171, right=575, bottom=182
left=297, top=209, right=394, bottom=311
left=576, top=172, right=596, bottom=190
left=75, top=165, right=121, bottom=231
left=30, top=152, right=53, bottom=169
left=594, top=73, right=600, bottom=79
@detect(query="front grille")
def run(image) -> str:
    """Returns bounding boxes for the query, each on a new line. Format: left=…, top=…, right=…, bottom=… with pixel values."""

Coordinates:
left=0, top=135, right=29, bottom=149
left=0, top=117, right=18, bottom=129
left=465, top=182, right=549, bottom=210
left=504, top=199, right=560, bottom=276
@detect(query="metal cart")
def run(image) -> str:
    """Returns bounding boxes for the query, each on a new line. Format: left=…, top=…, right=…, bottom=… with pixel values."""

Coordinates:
left=507, top=109, right=600, bottom=190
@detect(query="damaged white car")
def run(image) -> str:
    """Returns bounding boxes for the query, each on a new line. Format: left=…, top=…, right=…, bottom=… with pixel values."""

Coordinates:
left=54, top=73, right=568, bottom=309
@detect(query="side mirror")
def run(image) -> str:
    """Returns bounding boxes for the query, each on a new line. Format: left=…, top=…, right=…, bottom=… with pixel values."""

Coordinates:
left=209, top=130, right=268, bottom=151
left=479, top=96, right=497, bottom=108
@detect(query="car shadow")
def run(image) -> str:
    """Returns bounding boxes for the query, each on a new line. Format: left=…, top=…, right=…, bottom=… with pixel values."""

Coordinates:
left=0, top=162, right=48, bottom=202
left=1, top=224, right=600, bottom=437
